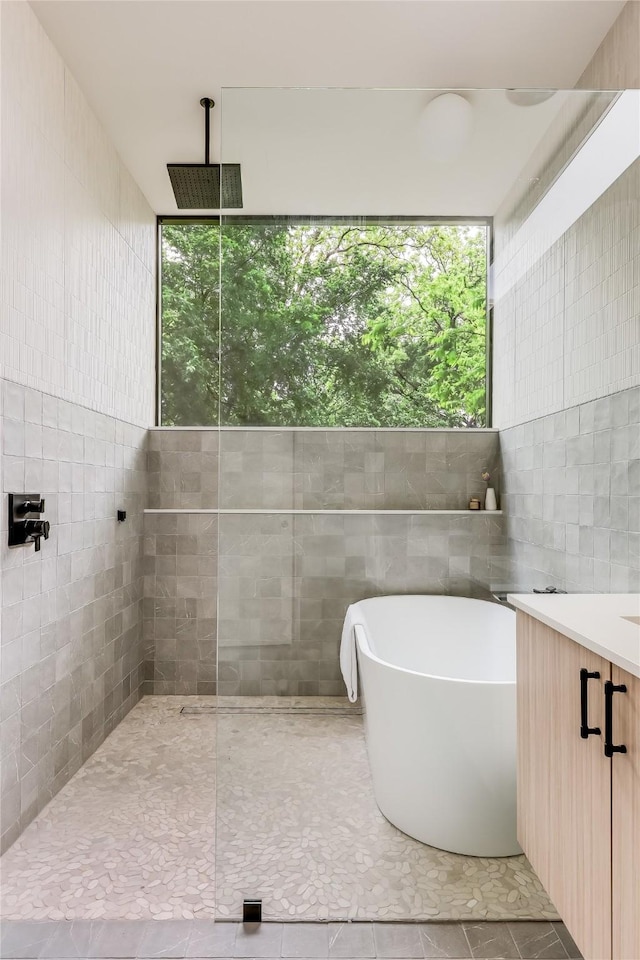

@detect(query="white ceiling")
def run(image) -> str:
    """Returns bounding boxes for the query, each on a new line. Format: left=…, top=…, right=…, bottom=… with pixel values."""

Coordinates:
left=30, top=0, right=625, bottom=214
left=219, top=88, right=600, bottom=216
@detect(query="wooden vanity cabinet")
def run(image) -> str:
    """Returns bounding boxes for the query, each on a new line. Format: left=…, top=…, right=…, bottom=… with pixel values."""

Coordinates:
left=612, top=666, right=640, bottom=960
left=516, top=612, right=639, bottom=960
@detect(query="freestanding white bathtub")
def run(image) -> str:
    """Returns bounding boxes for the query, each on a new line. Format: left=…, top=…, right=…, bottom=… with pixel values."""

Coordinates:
left=350, top=595, right=521, bottom=857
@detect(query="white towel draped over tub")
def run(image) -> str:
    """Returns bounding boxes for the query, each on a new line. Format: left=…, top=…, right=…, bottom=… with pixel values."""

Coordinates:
left=340, top=604, right=362, bottom=702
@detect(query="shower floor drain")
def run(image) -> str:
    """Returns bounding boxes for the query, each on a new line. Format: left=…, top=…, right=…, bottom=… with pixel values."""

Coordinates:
left=179, top=702, right=361, bottom=717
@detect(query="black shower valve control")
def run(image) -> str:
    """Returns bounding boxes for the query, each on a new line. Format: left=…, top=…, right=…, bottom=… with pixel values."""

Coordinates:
left=18, top=497, right=45, bottom=514
left=8, top=493, right=51, bottom=551
left=24, top=519, right=50, bottom=551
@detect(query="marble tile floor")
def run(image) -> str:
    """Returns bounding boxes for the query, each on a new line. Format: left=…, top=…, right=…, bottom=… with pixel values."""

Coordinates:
left=0, top=919, right=583, bottom=959
left=1, top=697, right=557, bottom=923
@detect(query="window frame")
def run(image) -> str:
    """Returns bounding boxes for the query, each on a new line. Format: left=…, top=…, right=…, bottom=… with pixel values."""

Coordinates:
left=156, top=214, right=494, bottom=428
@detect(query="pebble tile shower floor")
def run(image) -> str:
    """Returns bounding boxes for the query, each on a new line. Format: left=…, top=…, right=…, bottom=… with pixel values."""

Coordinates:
left=0, top=697, right=557, bottom=923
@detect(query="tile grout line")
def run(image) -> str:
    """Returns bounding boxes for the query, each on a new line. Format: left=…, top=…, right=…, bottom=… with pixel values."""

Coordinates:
left=460, top=922, right=473, bottom=959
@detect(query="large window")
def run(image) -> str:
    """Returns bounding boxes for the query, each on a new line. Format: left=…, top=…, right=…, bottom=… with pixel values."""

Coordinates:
left=159, top=219, right=489, bottom=427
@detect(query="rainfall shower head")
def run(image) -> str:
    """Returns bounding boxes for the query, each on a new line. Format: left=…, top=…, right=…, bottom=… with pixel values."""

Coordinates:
left=167, top=98, right=243, bottom=209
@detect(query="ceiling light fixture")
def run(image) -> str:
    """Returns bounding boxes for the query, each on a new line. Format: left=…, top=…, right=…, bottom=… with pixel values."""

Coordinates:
left=417, top=93, right=473, bottom=163
left=506, top=90, right=556, bottom=107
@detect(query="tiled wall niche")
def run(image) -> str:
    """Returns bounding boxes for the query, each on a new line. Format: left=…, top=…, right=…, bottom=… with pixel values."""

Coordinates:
left=0, top=380, right=147, bottom=853
left=144, top=428, right=506, bottom=695
left=147, top=429, right=502, bottom=511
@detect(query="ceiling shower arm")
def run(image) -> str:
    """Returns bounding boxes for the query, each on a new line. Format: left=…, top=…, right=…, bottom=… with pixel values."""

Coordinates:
left=200, top=97, right=215, bottom=166
left=167, top=96, right=242, bottom=208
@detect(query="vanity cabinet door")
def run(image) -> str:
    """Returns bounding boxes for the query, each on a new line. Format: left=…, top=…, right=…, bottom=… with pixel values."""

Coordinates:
left=611, top=666, right=640, bottom=960
left=516, top=612, right=612, bottom=960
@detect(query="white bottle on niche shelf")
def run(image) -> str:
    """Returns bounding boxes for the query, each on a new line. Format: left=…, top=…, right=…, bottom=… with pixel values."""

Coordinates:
left=484, top=487, right=498, bottom=511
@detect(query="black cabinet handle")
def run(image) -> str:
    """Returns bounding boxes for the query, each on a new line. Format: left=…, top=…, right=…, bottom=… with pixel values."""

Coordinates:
left=580, top=668, right=601, bottom=738
left=604, top=680, right=627, bottom=757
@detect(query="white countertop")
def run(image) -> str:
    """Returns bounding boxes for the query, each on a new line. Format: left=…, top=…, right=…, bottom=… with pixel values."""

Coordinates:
left=507, top=593, right=640, bottom=679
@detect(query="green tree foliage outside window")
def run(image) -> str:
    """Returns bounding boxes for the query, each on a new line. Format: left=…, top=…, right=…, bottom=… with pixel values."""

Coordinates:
left=160, top=221, right=488, bottom=427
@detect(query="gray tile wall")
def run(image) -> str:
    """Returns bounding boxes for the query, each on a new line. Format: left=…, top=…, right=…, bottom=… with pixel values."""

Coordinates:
left=493, top=4, right=640, bottom=601
left=148, top=429, right=501, bottom=511
left=143, top=513, right=217, bottom=695
left=0, top=379, right=147, bottom=853
left=493, top=151, right=640, bottom=429
left=144, top=429, right=505, bottom=695
left=216, top=512, right=506, bottom=697
left=500, top=385, right=640, bottom=593
left=147, top=431, right=219, bottom=510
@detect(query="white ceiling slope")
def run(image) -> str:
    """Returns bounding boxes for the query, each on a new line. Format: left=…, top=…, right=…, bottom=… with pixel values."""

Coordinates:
left=31, top=0, right=625, bottom=213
